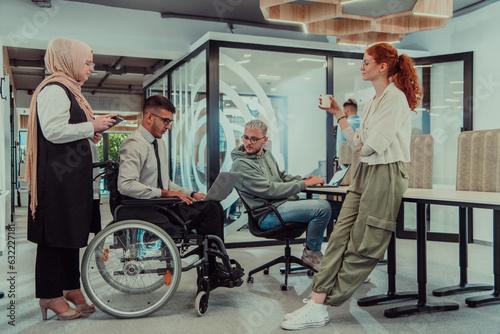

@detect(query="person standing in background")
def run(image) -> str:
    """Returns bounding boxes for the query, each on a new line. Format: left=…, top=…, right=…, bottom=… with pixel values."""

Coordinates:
left=335, top=98, right=360, bottom=157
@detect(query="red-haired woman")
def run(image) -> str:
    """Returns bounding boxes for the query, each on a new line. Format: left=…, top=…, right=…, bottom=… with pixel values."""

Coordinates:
left=282, top=42, right=422, bottom=330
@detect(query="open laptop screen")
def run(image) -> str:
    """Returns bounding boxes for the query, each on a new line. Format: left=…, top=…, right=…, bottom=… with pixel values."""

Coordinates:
left=328, top=165, right=350, bottom=186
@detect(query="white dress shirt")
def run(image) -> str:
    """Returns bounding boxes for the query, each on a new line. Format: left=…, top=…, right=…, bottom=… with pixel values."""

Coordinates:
left=118, top=125, right=191, bottom=199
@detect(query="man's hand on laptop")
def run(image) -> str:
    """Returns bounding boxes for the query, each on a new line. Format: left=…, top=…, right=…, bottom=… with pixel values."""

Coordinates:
left=192, top=192, right=206, bottom=201
left=161, top=190, right=195, bottom=205
left=304, top=175, right=324, bottom=187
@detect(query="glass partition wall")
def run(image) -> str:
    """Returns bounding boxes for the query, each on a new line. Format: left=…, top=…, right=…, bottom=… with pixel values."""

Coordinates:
left=144, top=40, right=473, bottom=247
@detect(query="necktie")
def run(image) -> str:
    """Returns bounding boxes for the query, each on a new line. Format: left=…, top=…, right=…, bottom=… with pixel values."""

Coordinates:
left=152, top=139, right=164, bottom=189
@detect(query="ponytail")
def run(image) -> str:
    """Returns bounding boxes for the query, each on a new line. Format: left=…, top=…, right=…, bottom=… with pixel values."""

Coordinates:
left=392, top=54, right=422, bottom=111
left=366, top=43, right=423, bottom=111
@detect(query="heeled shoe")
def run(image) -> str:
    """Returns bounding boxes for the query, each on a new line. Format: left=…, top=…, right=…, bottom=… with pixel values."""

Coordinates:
left=39, top=297, right=82, bottom=320
left=63, top=289, right=96, bottom=314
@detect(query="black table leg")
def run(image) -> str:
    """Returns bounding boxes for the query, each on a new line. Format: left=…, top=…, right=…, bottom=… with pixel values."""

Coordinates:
left=466, top=210, right=500, bottom=307
left=384, top=203, right=459, bottom=318
left=433, top=207, right=493, bottom=296
left=358, top=204, right=418, bottom=306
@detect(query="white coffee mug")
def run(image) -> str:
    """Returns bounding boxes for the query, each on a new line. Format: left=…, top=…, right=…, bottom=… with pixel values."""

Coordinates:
left=321, top=94, right=332, bottom=108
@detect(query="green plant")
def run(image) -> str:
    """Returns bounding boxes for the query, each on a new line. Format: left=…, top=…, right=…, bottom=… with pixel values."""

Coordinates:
left=97, top=133, right=130, bottom=162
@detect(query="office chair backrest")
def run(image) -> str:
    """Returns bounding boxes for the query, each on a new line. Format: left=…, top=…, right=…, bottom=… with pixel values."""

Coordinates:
left=456, top=129, right=500, bottom=192
left=338, top=141, right=360, bottom=186
left=236, top=191, right=271, bottom=238
left=405, top=134, right=434, bottom=189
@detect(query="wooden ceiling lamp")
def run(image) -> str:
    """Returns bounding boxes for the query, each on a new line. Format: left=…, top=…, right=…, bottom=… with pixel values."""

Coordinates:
left=260, top=0, right=453, bottom=45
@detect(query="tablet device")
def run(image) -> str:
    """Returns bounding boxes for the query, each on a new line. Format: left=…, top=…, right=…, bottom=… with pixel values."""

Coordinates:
left=98, top=115, right=123, bottom=133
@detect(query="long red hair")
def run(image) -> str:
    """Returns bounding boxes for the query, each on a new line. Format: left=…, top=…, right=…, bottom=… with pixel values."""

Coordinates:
left=366, top=42, right=422, bottom=111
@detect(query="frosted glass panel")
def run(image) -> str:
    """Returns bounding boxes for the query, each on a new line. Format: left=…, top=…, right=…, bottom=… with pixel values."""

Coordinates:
left=170, top=51, right=207, bottom=194
left=220, top=48, right=327, bottom=242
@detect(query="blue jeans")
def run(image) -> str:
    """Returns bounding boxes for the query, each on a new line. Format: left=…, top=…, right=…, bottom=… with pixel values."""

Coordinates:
left=260, top=199, right=332, bottom=251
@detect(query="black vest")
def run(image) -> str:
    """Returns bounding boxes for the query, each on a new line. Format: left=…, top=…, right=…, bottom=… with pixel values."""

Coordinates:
left=28, top=82, right=93, bottom=248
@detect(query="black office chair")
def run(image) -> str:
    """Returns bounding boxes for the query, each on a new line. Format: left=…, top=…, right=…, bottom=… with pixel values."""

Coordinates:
left=237, top=192, right=315, bottom=291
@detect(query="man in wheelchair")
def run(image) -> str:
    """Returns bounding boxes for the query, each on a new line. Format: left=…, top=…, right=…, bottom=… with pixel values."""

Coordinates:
left=117, top=95, right=244, bottom=289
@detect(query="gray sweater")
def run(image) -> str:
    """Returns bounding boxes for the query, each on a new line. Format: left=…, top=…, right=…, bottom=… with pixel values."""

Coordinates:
left=231, top=145, right=306, bottom=224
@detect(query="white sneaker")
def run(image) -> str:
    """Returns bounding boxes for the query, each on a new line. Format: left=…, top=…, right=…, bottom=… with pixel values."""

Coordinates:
left=281, top=299, right=329, bottom=330
left=284, top=299, right=329, bottom=322
left=301, top=244, right=323, bottom=272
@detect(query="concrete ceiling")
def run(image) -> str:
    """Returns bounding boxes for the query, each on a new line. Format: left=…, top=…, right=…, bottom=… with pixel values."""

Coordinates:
left=8, top=46, right=169, bottom=94
left=10, top=0, right=496, bottom=94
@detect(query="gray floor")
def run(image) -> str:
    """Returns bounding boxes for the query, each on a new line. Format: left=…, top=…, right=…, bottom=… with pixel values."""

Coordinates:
left=1, top=205, right=499, bottom=334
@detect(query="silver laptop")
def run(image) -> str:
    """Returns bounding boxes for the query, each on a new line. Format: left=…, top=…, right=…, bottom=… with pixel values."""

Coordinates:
left=308, top=165, right=350, bottom=188
left=200, top=172, right=241, bottom=201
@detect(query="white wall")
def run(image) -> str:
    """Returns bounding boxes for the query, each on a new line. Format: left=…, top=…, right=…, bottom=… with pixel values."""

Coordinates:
left=403, top=2, right=500, bottom=132
left=402, top=3, right=500, bottom=243
left=276, top=67, right=327, bottom=177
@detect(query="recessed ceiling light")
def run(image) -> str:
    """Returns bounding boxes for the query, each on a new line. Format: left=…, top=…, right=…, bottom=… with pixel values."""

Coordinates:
left=258, top=74, right=281, bottom=80
left=297, top=57, right=326, bottom=63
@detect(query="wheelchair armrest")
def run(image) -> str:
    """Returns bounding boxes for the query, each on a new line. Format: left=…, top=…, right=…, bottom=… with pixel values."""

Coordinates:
left=121, top=198, right=183, bottom=206
left=245, top=204, right=288, bottom=229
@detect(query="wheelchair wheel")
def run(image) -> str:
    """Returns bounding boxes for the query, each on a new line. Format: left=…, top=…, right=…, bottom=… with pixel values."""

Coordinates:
left=82, top=220, right=182, bottom=318
left=195, top=291, right=209, bottom=316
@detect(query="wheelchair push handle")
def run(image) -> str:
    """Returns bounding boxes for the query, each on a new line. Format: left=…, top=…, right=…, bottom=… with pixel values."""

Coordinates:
left=93, top=161, right=117, bottom=169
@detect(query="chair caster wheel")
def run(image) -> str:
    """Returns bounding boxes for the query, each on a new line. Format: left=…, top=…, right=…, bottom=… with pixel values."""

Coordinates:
left=263, top=269, right=269, bottom=275
left=307, top=269, right=315, bottom=277
left=280, top=284, right=288, bottom=291
left=247, top=276, right=254, bottom=283
left=195, top=291, right=209, bottom=316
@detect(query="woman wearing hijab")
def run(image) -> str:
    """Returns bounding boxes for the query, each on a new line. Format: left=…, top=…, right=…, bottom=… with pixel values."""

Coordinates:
left=25, top=37, right=116, bottom=320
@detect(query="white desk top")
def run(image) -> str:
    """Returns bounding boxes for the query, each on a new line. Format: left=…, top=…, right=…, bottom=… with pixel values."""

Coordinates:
left=306, top=187, right=500, bottom=209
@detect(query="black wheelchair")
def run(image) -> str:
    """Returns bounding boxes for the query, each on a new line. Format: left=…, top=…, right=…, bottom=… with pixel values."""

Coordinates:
left=81, top=161, right=243, bottom=318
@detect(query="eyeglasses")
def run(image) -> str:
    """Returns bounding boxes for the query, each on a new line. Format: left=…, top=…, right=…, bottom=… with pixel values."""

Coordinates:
left=241, top=135, right=266, bottom=144
left=85, top=62, right=95, bottom=69
left=150, top=113, right=174, bottom=126
left=360, top=60, right=370, bottom=69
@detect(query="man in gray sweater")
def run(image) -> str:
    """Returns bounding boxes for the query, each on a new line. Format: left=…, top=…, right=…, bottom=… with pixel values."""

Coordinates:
left=231, top=120, right=332, bottom=271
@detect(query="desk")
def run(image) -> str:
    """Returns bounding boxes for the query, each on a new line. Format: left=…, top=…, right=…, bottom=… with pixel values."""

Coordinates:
left=305, top=187, right=500, bottom=317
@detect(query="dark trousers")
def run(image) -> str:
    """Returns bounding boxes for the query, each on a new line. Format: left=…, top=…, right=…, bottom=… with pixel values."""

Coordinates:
left=35, top=245, right=81, bottom=298
left=117, top=200, right=225, bottom=275
left=173, top=201, right=224, bottom=241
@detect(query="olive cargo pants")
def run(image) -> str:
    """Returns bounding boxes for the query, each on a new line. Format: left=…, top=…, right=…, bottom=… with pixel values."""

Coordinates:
left=312, top=161, right=408, bottom=306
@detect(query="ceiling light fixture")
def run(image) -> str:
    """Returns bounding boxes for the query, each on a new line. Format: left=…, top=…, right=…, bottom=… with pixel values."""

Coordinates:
left=260, top=0, right=453, bottom=46
left=267, top=18, right=308, bottom=33
left=414, top=13, right=451, bottom=19
left=297, top=57, right=326, bottom=63
left=258, top=74, right=281, bottom=80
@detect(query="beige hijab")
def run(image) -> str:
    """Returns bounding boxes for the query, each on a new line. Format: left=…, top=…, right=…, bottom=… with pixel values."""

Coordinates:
left=25, top=37, right=94, bottom=218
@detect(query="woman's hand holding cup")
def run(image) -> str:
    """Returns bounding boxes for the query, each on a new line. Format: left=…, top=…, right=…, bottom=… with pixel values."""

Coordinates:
left=319, top=94, right=342, bottom=117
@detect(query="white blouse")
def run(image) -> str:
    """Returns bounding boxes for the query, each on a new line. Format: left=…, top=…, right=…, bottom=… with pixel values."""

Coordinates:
left=342, top=82, right=411, bottom=165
